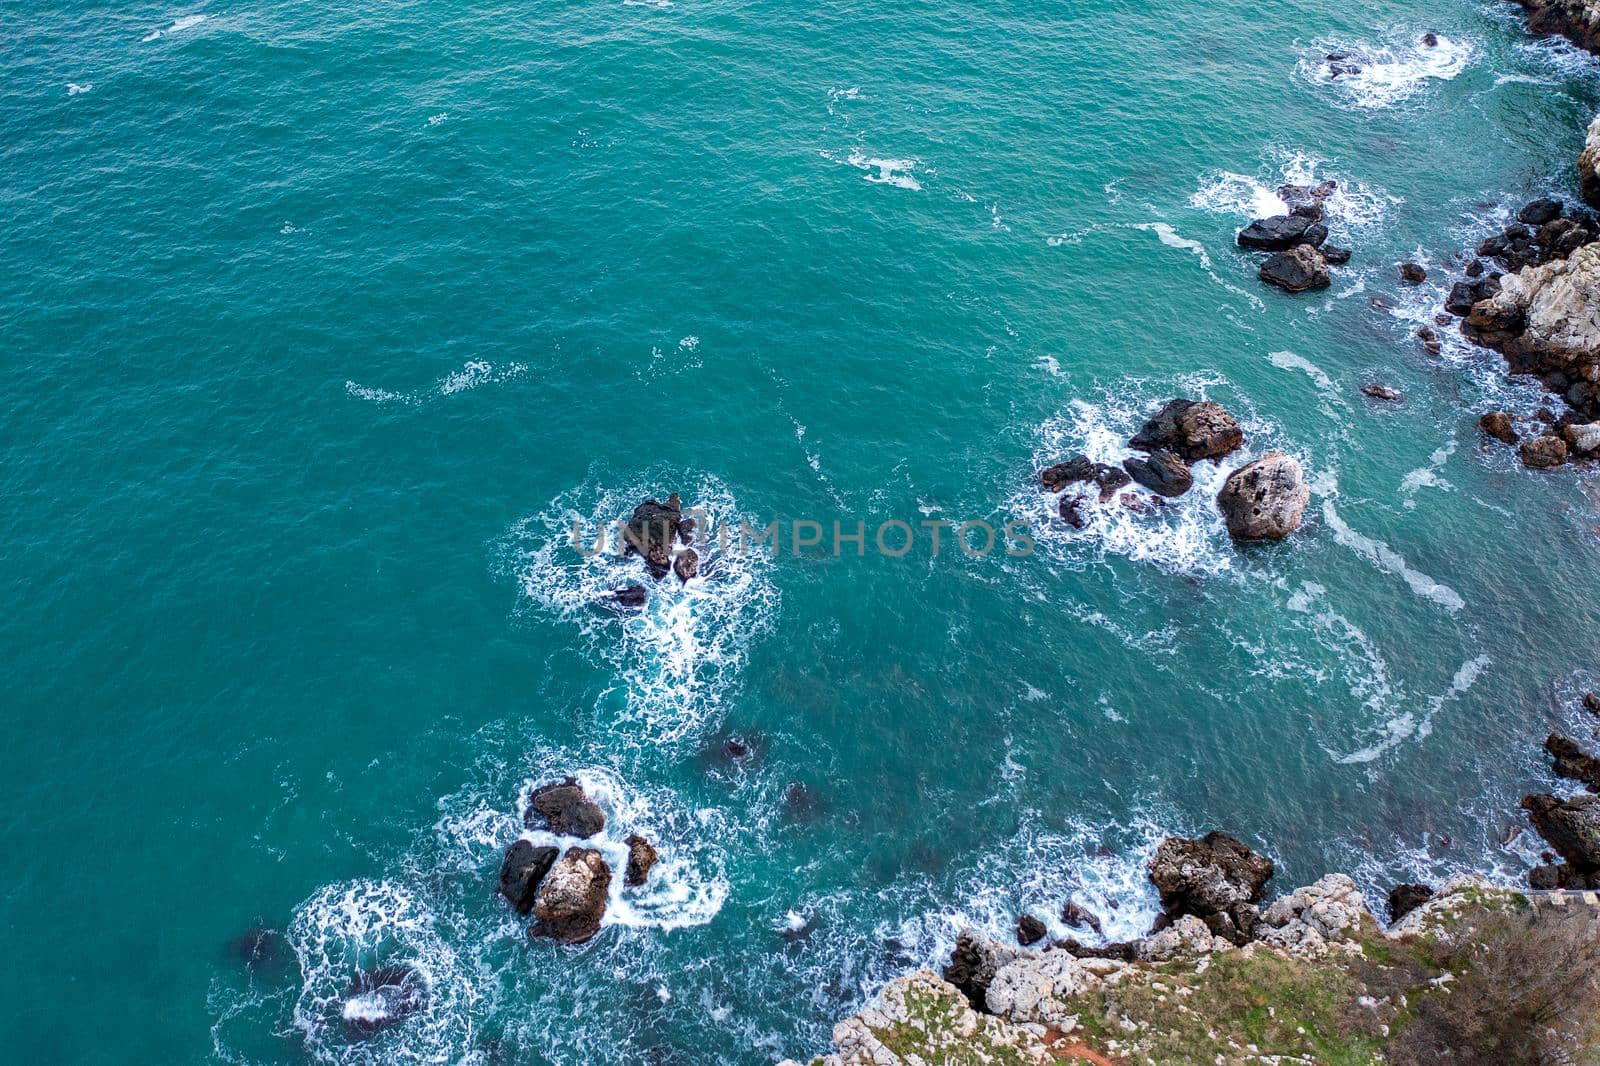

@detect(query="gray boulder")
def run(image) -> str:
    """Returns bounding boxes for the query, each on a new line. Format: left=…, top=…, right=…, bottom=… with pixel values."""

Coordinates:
left=1216, top=453, right=1310, bottom=541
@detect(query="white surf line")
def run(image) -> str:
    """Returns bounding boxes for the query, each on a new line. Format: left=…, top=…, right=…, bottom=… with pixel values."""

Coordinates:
left=1335, top=653, right=1491, bottom=764
left=1321, top=501, right=1464, bottom=612
left=1129, top=222, right=1265, bottom=311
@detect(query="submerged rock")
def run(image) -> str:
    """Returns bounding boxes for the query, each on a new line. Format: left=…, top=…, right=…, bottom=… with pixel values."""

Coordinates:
left=1321, top=244, right=1352, bottom=265
left=530, top=847, right=612, bottom=944
left=226, top=925, right=283, bottom=970
left=1128, top=399, right=1244, bottom=463
left=1216, top=453, right=1310, bottom=541
left=1360, top=383, right=1401, bottom=402
left=499, top=839, right=560, bottom=915
left=1122, top=448, right=1193, bottom=497
left=610, top=584, right=648, bottom=608
left=343, top=965, right=429, bottom=1039
left=525, top=777, right=606, bottom=838
left=1259, top=244, right=1330, bottom=292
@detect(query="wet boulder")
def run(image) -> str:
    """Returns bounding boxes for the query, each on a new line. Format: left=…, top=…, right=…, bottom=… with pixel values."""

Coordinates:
left=1259, top=244, right=1330, bottom=293
left=1479, top=411, right=1519, bottom=445
left=1129, top=399, right=1244, bottom=463
left=1237, top=214, right=1323, bottom=251
left=1518, top=198, right=1564, bottom=227
left=1123, top=449, right=1193, bottom=497
left=1546, top=733, right=1600, bottom=791
left=1399, top=262, right=1427, bottom=284
left=1015, top=914, right=1047, bottom=946
left=610, top=584, right=647, bottom=608
left=1519, top=434, right=1569, bottom=469
left=1061, top=901, right=1103, bottom=935
left=624, top=494, right=684, bottom=578
left=624, top=834, right=659, bottom=887
left=1058, top=493, right=1089, bottom=529
left=1522, top=793, right=1600, bottom=878
left=343, top=965, right=429, bottom=1039
left=1040, top=455, right=1096, bottom=491
left=525, top=777, right=606, bottom=838
left=1360, top=384, right=1401, bottom=401
left=1216, top=453, right=1310, bottom=541
left=530, top=847, right=612, bottom=945
left=1321, top=245, right=1352, bottom=265
left=673, top=548, right=699, bottom=583
left=1564, top=421, right=1600, bottom=457
left=500, top=839, right=560, bottom=915
left=1387, top=883, right=1433, bottom=923
left=1149, top=832, right=1273, bottom=943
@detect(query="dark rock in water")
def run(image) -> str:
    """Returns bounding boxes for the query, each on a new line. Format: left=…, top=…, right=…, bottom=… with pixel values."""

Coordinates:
left=1360, top=383, right=1401, bottom=402
left=1417, top=326, right=1442, bottom=355
left=1040, top=455, right=1096, bottom=491
left=1368, top=294, right=1396, bottom=311
left=943, top=931, right=1021, bottom=1009
left=1479, top=411, right=1519, bottom=445
left=530, top=847, right=612, bottom=944
left=1421, top=31, right=1439, bottom=46
left=227, top=926, right=283, bottom=970
left=1061, top=900, right=1103, bottom=935
left=343, top=965, right=428, bottom=1039
left=1259, top=244, right=1330, bottom=292
left=1129, top=399, right=1244, bottom=463
left=1058, top=493, right=1089, bottom=529
left=1277, top=180, right=1337, bottom=210
left=624, top=494, right=684, bottom=578
left=1445, top=277, right=1499, bottom=316
left=1123, top=449, right=1193, bottom=497
left=677, top=517, right=696, bottom=545
left=1519, top=434, right=1569, bottom=469
left=1325, top=52, right=1364, bottom=78
left=1302, top=222, right=1329, bottom=248
left=1015, top=914, right=1047, bottom=946
left=1465, top=258, right=1484, bottom=278
left=1092, top=463, right=1131, bottom=501
left=673, top=548, right=699, bottom=583
left=1056, top=936, right=1137, bottom=961
left=1320, top=245, right=1352, bottom=265
left=1149, top=832, right=1274, bottom=925
left=1522, top=793, right=1600, bottom=876
left=500, top=840, right=559, bottom=915
left=1216, top=453, right=1310, bottom=541
left=1434, top=312, right=1454, bottom=326
left=1289, top=203, right=1323, bottom=221
left=1519, top=198, right=1564, bottom=227
left=1477, top=235, right=1508, bottom=259
left=526, top=777, right=606, bottom=838
left=1387, top=883, right=1434, bottom=923
left=1237, top=214, right=1322, bottom=251
left=611, top=585, right=648, bottom=608
left=624, top=834, right=659, bottom=887
left=1584, top=691, right=1600, bottom=715
left=699, top=730, right=766, bottom=773
left=1399, top=262, right=1427, bottom=284
left=782, top=781, right=825, bottom=821
left=1546, top=734, right=1600, bottom=791
left=1528, top=862, right=1586, bottom=890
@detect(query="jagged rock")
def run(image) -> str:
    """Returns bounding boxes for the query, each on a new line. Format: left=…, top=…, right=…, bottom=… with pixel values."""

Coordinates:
left=1216, top=453, right=1310, bottom=541
left=624, top=494, right=683, bottom=578
left=1387, top=883, right=1434, bottom=923
left=673, top=548, right=699, bottom=583
left=1060, top=900, right=1103, bottom=935
left=1562, top=420, right=1600, bottom=456
left=1123, top=448, right=1193, bottom=497
left=1254, top=874, right=1365, bottom=955
left=1361, top=384, right=1401, bottom=401
left=1479, top=410, right=1520, bottom=445
left=1321, top=245, right=1352, bottom=265
left=1522, top=793, right=1600, bottom=876
left=530, top=847, right=611, bottom=944
left=1138, top=915, right=1220, bottom=960
left=1520, top=434, right=1569, bottom=469
left=525, top=777, right=606, bottom=838
left=1417, top=326, right=1443, bottom=355
left=1583, top=115, right=1600, bottom=210
left=1040, top=455, right=1095, bottom=491
left=1149, top=832, right=1275, bottom=928
left=1519, top=198, right=1565, bottom=226
left=610, top=584, right=647, bottom=608
left=1584, top=691, right=1600, bottom=715
left=1546, top=733, right=1600, bottom=791
left=1129, top=399, right=1244, bottom=462
left=623, top=834, right=658, bottom=887
left=1468, top=243, right=1600, bottom=412
left=1015, top=914, right=1047, bottom=946
left=943, top=931, right=1026, bottom=1010
left=1091, top=463, right=1131, bottom=501
left=1448, top=276, right=1501, bottom=316
left=986, top=950, right=1097, bottom=1029
left=499, top=839, right=559, bottom=915
left=343, top=965, right=429, bottom=1039
left=1238, top=213, right=1324, bottom=250
left=1057, top=493, right=1089, bottom=529
left=1260, top=244, right=1331, bottom=292
left=1466, top=258, right=1485, bottom=277
left=1399, top=262, right=1427, bottom=283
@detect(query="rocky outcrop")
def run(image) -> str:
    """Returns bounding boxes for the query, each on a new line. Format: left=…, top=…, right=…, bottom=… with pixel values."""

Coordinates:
left=1479, top=410, right=1520, bottom=445
left=942, top=930, right=1026, bottom=1009
left=1582, top=115, right=1600, bottom=209
left=1515, top=0, right=1600, bottom=56
left=1523, top=792, right=1600, bottom=888
left=1259, top=244, right=1331, bottom=292
left=1015, top=913, right=1047, bottom=945
left=623, top=834, right=658, bottom=887
left=525, top=777, right=606, bottom=838
left=1149, top=831, right=1274, bottom=944
left=1128, top=399, right=1244, bottom=462
left=1039, top=454, right=1130, bottom=501
left=342, top=965, right=429, bottom=1039
left=1547, top=733, right=1600, bottom=791
left=1215, top=453, right=1310, bottom=541
left=1237, top=213, right=1327, bottom=251
left=1252, top=874, right=1365, bottom=956
left=623, top=493, right=685, bottom=578
left=530, top=846, right=612, bottom=944
left=499, top=840, right=560, bottom=915
left=1467, top=242, right=1600, bottom=417
left=1387, top=882, right=1433, bottom=923
left=1520, top=433, right=1570, bottom=469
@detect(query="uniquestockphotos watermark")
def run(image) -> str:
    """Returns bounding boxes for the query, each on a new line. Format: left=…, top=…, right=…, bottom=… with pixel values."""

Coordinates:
left=571, top=511, right=1038, bottom=558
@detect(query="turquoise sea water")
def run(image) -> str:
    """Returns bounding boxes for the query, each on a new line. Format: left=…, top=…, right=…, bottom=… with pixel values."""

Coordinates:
left=6, top=0, right=1600, bottom=1062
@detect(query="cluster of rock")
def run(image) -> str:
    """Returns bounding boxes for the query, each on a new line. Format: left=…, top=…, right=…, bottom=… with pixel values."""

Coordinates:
left=1515, top=0, right=1600, bottom=53
left=780, top=829, right=1521, bottom=1066
left=496, top=776, right=657, bottom=945
left=610, top=491, right=700, bottom=608
left=1522, top=703, right=1600, bottom=889
left=1039, top=398, right=1309, bottom=541
left=1236, top=181, right=1350, bottom=293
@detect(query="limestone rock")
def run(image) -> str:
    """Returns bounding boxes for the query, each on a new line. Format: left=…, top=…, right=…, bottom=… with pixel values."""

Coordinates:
left=1216, top=453, right=1310, bottom=540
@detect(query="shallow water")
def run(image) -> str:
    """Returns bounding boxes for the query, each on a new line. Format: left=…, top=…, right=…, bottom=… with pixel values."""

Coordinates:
left=4, top=0, right=1600, bottom=1062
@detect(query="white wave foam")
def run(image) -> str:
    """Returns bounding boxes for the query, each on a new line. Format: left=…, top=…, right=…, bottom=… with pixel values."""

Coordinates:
left=1399, top=440, right=1457, bottom=508
left=1321, top=500, right=1464, bottom=612
left=288, top=881, right=476, bottom=1065
left=1297, top=31, right=1475, bottom=109
left=1130, top=223, right=1264, bottom=311
left=67, top=82, right=92, bottom=95
left=1336, top=654, right=1492, bottom=763
left=1190, top=149, right=1397, bottom=241
left=496, top=476, right=778, bottom=743
left=142, top=13, right=207, bottom=42
left=1268, top=350, right=1336, bottom=394
left=345, top=360, right=526, bottom=405
left=833, top=149, right=921, bottom=191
